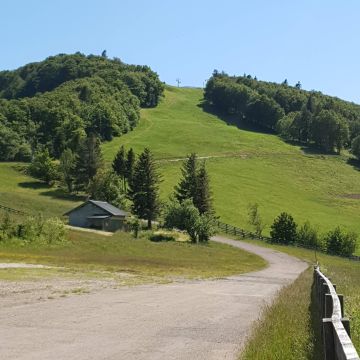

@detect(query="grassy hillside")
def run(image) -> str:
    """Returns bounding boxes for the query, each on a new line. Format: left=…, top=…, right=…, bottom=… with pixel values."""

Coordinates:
left=0, top=163, right=83, bottom=216
left=2, top=86, right=360, bottom=251
left=103, top=86, right=360, bottom=250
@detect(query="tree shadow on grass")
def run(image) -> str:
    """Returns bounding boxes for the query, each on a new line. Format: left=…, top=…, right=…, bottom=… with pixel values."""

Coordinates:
left=197, top=100, right=275, bottom=135
left=18, top=182, right=85, bottom=202
left=347, top=158, right=360, bottom=172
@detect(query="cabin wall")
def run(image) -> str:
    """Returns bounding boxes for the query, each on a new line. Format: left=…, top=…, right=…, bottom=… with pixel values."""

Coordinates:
left=68, top=203, right=108, bottom=228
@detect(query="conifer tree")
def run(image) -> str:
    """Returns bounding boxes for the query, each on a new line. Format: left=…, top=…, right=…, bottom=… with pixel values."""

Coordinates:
left=194, top=162, right=213, bottom=214
left=74, top=134, right=103, bottom=191
left=112, top=145, right=126, bottom=190
left=125, top=148, right=135, bottom=184
left=175, top=153, right=198, bottom=203
left=59, top=148, right=76, bottom=192
left=129, top=148, right=161, bottom=229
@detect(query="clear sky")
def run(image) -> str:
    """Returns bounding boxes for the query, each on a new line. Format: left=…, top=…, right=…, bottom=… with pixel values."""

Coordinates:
left=2, top=0, right=359, bottom=102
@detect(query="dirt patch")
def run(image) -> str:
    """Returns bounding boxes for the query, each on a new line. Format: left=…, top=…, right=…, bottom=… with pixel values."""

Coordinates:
left=341, top=194, right=360, bottom=199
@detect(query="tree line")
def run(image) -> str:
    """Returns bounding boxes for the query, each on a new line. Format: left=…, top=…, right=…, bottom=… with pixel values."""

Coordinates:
left=205, top=72, right=360, bottom=156
left=0, top=53, right=164, bottom=161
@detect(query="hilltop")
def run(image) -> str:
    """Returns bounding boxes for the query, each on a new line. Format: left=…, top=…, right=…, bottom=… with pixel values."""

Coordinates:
left=0, top=53, right=163, bottom=160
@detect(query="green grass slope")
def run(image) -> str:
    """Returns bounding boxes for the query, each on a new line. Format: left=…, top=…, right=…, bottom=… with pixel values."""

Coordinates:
left=0, top=163, right=83, bottom=216
left=1, top=86, right=360, bottom=252
left=104, top=86, right=360, bottom=250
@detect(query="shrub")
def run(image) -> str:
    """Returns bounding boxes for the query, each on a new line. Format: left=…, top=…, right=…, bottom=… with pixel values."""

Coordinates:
left=18, top=216, right=67, bottom=244
left=28, top=149, right=59, bottom=185
left=42, top=218, right=67, bottom=244
left=270, top=212, right=297, bottom=245
left=248, top=203, right=265, bottom=237
left=296, top=221, right=321, bottom=249
left=0, top=212, right=15, bottom=241
left=163, top=199, right=215, bottom=243
left=324, top=227, right=357, bottom=257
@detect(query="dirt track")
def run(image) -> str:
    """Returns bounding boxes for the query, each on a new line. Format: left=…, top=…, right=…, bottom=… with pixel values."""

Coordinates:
left=0, top=237, right=307, bottom=360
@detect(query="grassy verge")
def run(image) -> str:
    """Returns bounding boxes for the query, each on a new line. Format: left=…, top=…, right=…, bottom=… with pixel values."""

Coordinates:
left=0, top=230, right=267, bottom=280
left=237, top=237, right=360, bottom=357
left=240, top=268, right=323, bottom=359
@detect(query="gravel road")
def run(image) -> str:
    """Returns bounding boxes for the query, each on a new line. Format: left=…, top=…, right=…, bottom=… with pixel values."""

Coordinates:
left=0, top=236, right=307, bottom=360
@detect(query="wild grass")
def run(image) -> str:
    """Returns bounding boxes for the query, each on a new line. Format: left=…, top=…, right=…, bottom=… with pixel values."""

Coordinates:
left=0, top=230, right=267, bottom=279
left=240, top=268, right=323, bottom=360
left=238, top=238, right=360, bottom=356
left=0, top=162, right=83, bottom=217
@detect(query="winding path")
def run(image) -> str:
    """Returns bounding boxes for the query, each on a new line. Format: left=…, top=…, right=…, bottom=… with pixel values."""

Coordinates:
left=0, top=237, right=307, bottom=360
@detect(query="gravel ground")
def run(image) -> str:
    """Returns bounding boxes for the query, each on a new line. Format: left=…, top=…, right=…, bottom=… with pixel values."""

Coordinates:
left=0, top=237, right=307, bottom=360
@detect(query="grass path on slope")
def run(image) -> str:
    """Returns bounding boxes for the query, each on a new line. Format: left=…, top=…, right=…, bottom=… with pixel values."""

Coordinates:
left=103, top=86, right=298, bottom=160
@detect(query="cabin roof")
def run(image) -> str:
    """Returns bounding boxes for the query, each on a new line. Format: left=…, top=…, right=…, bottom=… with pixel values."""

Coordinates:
left=64, top=200, right=128, bottom=217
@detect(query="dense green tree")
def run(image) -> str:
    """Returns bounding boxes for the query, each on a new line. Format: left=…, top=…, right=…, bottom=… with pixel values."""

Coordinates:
left=0, top=53, right=164, bottom=161
left=74, top=134, right=103, bottom=190
left=296, top=221, right=319, bottom=249
left=324, top=227, right=357, bottom=257
left=204, top=73, right=359, bottom=154
left=163, top=199, right=215, bottom=243
left=59, top=148, right=76, bottom=192
left=351, top=135, right=360, bottom=160
left=128, top=148, right=161, bottom=229
left=112, top=145, right=127, bottom=189
left=28, top=148, right=58, bottom=185
left=270, top=212, right=297, bottom=245
left=312, top=110, right=349, bottom=153
left=88, top=169, right=126, bottom=208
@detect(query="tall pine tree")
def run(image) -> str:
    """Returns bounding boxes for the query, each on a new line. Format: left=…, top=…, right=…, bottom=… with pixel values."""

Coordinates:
left=194, top=162, right=212, bottom=214
left=74, top=134, right=103, bottom=191
left=175, top=154, right=213, bottom=214
left=175, top=153, right=198, bottom=203
left=129, top=148, right=161, bottom=229
left=125, top=148, right=135, bottom=185
left=112, top=145, right=126, bottom=190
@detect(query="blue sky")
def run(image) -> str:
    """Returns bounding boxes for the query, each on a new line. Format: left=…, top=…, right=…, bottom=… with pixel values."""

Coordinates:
left=2, top=0, right=359, bottom=102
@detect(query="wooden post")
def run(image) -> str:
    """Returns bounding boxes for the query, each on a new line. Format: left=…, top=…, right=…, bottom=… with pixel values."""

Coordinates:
left=322, top=318, right=335, bottom=360
left=324, top=294, right=333, bottom=318
left=338, top=294, right=344, bottom=316
left=342, top=318, right=351, bottom=338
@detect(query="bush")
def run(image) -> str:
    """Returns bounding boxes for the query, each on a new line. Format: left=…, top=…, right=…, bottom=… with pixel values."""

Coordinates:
left=324, top=227, right=357, bottom=257
left=18, top=215, right=67, bottom=244
left=88, top=169, right=126, bottom=209
left=270, top=212, right=297, bottom=245
left=28, top=149, right=59, bottom=185
left=296, top=221, right=322, bottom=249
left=0, top=212, right=16, bottom=241
left=42, top=218, right=67, bottom=244
left=163, top=199, right=215, bottom=243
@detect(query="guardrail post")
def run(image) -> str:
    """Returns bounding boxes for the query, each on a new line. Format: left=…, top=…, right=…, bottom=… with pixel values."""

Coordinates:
left=325, top=294, right=333, bottom=318
left=322, top=318, right=335, bottom=360
left=341, top=318, right=351, bottom=338
left=338, top=294, right=344, bottom=317
left=321, top=283, right=330, bottom=318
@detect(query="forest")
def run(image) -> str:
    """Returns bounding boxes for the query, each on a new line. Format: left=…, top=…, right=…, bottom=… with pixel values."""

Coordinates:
left=204, top=72, right=360, bottom=156
left=0, top=52, right=164, bottom=161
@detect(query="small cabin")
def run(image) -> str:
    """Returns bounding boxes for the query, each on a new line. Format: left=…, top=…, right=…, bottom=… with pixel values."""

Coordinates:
left=64, top=200, right=128, bottom=232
